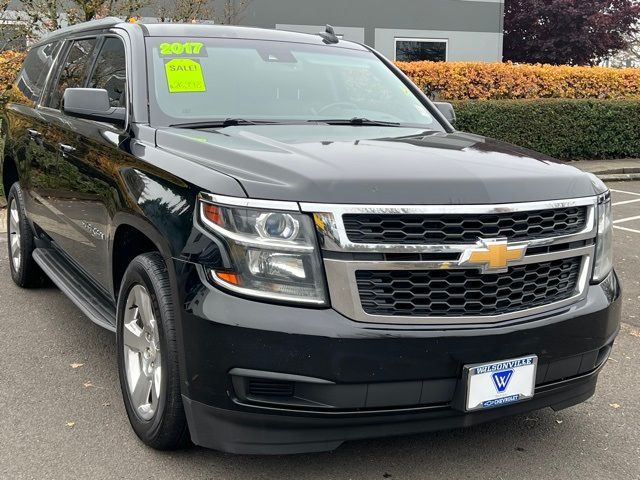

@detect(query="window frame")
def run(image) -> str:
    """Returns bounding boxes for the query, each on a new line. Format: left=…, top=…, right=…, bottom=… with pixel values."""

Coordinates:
left=38, top=32, right=131, bottom=129
left=393, top=37, right=449, bottom=62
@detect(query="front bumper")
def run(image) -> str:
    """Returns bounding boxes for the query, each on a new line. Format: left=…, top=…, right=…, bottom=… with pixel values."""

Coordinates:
left=183, top=365, right=603, bottom=454
left=172, top=259, right=621, bottom=454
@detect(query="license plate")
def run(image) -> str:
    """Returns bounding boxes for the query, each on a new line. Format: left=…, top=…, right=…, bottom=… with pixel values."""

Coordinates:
left=464, top=355, right=538, bottom=412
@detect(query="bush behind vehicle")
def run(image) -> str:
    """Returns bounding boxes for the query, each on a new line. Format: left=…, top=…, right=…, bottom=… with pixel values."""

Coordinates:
left=453, top=98, right=640, bottom=160
left=397, top=60, right=640, bottom=100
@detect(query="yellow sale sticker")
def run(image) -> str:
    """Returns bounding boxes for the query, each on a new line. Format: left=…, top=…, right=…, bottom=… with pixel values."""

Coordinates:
left=165, top=58, right=206, bottom=93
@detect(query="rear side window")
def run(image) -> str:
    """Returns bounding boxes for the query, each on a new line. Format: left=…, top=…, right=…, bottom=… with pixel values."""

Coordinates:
left=14, top=42, right=60, bottom=105
left=47, top=38, right=98, bottom=110
left=88, top=37, right=127, bottom=107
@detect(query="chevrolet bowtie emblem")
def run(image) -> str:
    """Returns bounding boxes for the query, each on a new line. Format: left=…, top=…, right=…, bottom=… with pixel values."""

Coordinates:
left=459, top=238, right=527, bottom=273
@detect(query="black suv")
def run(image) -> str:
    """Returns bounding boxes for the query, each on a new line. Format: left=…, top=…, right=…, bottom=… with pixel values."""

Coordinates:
left=2, top=18, right=620, bottom=454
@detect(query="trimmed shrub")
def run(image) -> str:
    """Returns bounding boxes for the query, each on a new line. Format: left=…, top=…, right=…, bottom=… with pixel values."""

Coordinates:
left=452, top=99, right=640, bottom=160
left=397, top=61, right=640, bottom=100
left=0, top=50, right=25, bottom=108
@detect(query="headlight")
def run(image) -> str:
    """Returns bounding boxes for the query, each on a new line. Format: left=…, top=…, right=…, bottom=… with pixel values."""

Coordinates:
left=592, top=195, right=613, bottom=282
left=198, top=195, right=327, bottom=305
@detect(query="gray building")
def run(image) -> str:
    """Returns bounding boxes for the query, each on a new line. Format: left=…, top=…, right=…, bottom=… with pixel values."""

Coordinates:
left=242, top=0, right=505, bottom=62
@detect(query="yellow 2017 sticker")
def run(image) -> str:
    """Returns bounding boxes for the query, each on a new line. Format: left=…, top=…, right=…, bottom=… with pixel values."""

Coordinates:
left=160, top=42, right=205, bottom=56
left=165, top=58, right=206, bottom=93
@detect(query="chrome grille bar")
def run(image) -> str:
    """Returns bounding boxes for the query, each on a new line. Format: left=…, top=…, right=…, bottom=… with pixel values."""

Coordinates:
left=301, top=197, right=597, bottom=254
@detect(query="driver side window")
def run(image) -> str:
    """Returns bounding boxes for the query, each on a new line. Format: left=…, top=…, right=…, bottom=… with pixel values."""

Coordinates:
left=46, top=38, right=98, bottom=110
left=88, top=37, right=127, bottom=108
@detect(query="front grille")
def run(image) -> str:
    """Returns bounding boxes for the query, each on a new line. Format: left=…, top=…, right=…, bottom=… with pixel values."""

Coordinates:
left=343, top=206, right=587, bottom=244
left=356, top=257, right=582, bottom=317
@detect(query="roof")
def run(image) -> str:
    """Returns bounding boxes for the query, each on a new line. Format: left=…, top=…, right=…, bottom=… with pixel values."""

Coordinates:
left=34, top=17, right=124, bottom=46
left=142, top=23, right=363, bottom=47
left=32, top=19, right=367, bottom=51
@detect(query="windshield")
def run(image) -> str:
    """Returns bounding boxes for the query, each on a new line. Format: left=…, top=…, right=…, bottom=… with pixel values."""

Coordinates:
left=146, top=37, right=445, bottom=130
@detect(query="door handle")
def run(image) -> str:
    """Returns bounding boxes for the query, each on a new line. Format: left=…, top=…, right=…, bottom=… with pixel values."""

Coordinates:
left=58, top=143, right=77, bottom=154
left=27, top=129, right=42, bottom=139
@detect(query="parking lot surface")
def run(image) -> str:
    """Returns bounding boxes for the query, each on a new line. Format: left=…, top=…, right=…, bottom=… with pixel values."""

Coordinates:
left=1, top=182, right=639, bottom=480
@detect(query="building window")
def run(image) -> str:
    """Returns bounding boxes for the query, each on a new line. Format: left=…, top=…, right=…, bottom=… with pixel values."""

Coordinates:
left=395, top=38, right=448, bottom=62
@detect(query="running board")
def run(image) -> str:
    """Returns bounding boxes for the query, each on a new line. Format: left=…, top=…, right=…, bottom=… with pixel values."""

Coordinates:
left=33, top=248, right=116, bottom=332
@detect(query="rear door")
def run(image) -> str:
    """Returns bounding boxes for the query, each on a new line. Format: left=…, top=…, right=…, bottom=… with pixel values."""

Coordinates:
left=4, top=42, right=61, bottom=226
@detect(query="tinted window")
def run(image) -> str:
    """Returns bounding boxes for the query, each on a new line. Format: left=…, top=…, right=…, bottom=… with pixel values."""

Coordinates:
left=47, top=38, right=98, bottom=110
left=14, top=42, right=60, bottom=105
left=396, top=40, right=447, bottom=62
left=88, top=37, right=126, bottom=107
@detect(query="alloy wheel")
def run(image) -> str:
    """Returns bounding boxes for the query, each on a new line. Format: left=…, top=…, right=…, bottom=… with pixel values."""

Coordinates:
left=123, top=284, right=162, bottom=421
left=8, top=199, right=21, bottom=272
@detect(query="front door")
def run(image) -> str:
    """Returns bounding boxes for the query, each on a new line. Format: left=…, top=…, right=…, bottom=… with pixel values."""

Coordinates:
left=33, top=37, right=100, bottom=268
left=37, top=35, right=130, bottom=292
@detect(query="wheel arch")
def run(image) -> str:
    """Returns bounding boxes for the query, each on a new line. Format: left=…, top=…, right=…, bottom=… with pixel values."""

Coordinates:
left=2, top=155, right=18, bottom=201
left=110, top=213, right=175, bottom=299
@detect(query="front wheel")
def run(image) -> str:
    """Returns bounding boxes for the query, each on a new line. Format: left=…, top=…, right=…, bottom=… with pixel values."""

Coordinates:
left=116, top=252, right=189, bottom=450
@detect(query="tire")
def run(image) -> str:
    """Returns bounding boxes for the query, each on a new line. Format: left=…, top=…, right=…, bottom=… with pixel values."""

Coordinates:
left=116, top=252, right=189, bottom=450
left=6, top=182, right=44, bottom=287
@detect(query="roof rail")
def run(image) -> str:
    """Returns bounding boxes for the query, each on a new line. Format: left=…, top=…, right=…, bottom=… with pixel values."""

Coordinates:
left=36, top=17, right=124, bottom=44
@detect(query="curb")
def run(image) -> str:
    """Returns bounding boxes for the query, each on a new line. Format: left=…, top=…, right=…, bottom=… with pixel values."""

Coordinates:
left=596, top=173, right=640, bottom=182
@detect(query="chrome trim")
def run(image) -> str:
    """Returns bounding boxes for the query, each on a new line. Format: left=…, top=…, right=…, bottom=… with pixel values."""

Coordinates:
left=324, top=253, right=593, bottom=326
left=210, top=270, right=326, bottom=306
left=464, top=355, right=538, bottom=412
left=199, top=192, right=301, bottom=212
left=302, top=197, right=597, bottom=254
left=329, top=246, right=593, bottom=271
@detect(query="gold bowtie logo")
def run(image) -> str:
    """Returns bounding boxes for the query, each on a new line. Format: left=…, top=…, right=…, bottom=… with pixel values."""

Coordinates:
left=460, top=239, right=527, bottom=273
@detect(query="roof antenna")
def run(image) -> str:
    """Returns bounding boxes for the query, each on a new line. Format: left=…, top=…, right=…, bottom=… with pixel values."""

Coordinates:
left=319, top=24, right=340, bottom=44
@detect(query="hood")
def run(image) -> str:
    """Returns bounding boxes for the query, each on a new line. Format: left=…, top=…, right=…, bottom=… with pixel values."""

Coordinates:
left=155, top=125, right=601, bottom=205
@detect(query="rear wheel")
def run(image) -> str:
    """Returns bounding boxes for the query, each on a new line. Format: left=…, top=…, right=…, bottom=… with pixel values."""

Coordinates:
left=7, top=183, right=44, bottom=287
left=116, top=252, right=189, bottom=450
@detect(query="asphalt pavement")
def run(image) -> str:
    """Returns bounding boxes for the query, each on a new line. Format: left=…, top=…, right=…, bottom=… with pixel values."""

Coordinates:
left=1, top=183, right=639, bottom=480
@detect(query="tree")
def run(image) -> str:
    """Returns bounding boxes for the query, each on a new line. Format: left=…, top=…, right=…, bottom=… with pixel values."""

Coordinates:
left=155, top=0, right=214, bottom=23
left=154, top=0, right=252, bottom=24
left=626, top=29, right=640, bottom=63
left=504, top=0, right=640, bottom=65
left=7, top=0, right=147, bottom=42
left=218, top=0, right=252, bottom=24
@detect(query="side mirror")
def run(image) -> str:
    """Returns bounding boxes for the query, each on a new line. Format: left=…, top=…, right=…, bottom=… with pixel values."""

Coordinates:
left=434, top=102, right=456, bottom=126
left=62, top=88, right=125, bottom=125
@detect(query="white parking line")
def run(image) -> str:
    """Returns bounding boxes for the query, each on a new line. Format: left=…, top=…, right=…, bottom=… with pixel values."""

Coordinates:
left=613, top=215, right=640, bottom=224
left=613, top=198, right=640, bottom=206
left=614, top=225, right=640, bottom=234
left=611, top=188, right=640, bottom=197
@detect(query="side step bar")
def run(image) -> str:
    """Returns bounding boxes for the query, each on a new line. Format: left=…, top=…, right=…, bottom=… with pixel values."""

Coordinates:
left=33, top=248, right=116, bottom=332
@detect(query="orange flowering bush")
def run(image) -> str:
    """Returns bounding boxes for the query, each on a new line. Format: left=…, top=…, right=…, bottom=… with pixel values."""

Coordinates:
left=0, top=50, right=27, bottom=107
left=0, top=50, right=25, bottom=87
left=396, top=61, right=640, bottom=100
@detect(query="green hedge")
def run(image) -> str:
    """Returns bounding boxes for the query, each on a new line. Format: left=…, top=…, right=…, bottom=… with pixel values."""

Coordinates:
left=452, top=99, right=640, bottom=160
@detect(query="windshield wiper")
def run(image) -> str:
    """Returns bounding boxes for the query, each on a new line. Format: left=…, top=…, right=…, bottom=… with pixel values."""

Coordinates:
left=310, top=117, right=403, bottom=127
left=169, top=118, right=279, bottom=129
